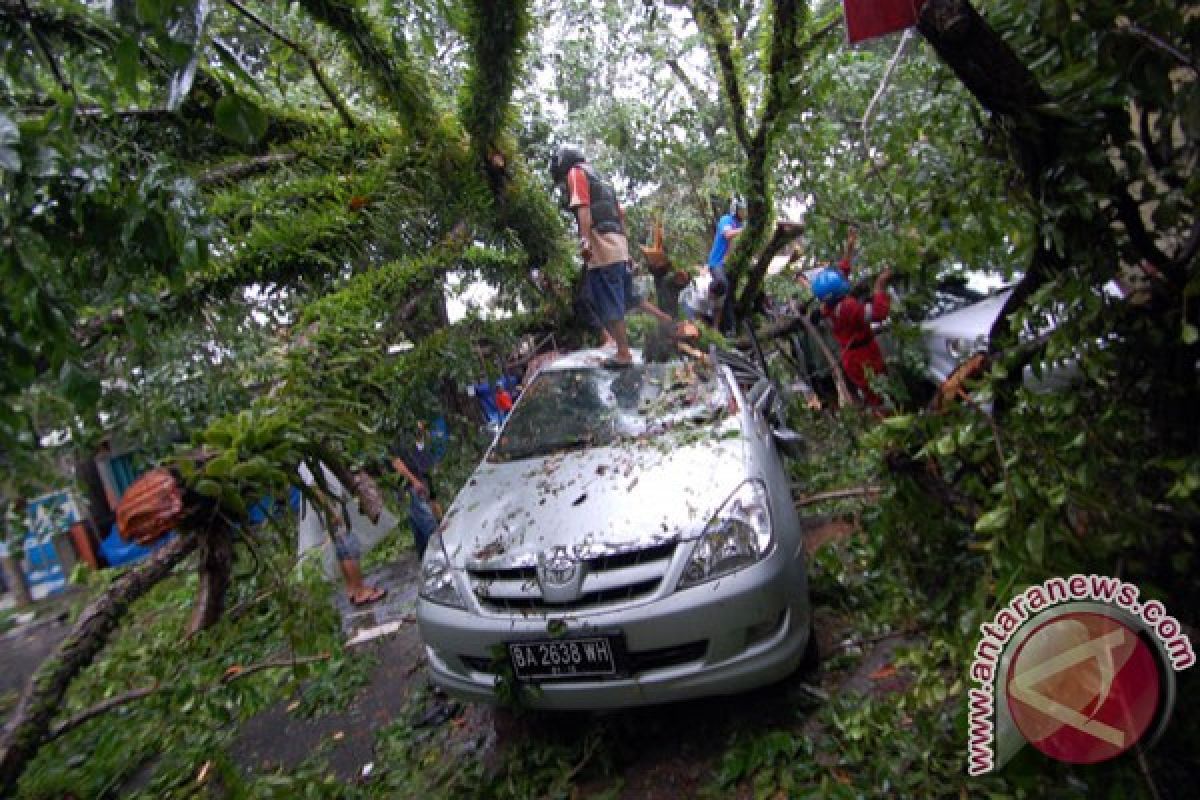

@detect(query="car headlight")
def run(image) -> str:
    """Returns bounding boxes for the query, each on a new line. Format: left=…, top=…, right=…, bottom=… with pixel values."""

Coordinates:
left=678, top=480, right=773, bottom=590
left=419, top=532, right=466, bottom=609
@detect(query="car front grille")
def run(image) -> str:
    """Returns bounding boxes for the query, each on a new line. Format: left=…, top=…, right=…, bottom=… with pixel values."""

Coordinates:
left=468, top=541, right=677, bottom=613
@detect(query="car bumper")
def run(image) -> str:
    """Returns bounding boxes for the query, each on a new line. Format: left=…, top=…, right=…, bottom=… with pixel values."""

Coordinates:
left=416, top=543, right=811, bottom=710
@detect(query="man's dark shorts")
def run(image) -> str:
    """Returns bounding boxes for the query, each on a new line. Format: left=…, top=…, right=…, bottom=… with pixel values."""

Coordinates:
left=330, top=527, right=362, bottom=561
left=585, top=261, right=641, bottom=324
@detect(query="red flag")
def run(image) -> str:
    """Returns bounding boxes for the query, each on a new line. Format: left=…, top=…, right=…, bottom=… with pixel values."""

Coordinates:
left=844, top=0, right=927, bottom=44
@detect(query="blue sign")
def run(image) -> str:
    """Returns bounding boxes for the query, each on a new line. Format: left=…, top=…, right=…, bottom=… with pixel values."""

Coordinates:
left=21, top=491, right=80, bottom=596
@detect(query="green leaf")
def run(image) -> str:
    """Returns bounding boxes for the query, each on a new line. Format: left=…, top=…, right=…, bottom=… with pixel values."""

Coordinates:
left=60, top=362, right=101, bottom=408
left=974, top=506, right=1010, bottom=534
left=136, top=0, right=164, bottom=26
left=214, top=94, right=267, bottom=147
left=220, top=486, right=247, bottom=516
left=205, top=451, right=239, bottom=479
left=194, top=479, right=222, bottom=498
left=1182, top=323, right=1198, bottom=345
left=116, top=36, right=140, bottom=95
left=1026, top=522, right=1044, bottom=566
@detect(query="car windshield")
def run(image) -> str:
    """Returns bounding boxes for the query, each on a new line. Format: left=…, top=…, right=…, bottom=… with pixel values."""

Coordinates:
left=489, top=361, right=729, bottom=462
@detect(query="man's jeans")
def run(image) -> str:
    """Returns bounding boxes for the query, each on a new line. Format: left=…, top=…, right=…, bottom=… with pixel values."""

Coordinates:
left=409, top=493, right=438, bottom=560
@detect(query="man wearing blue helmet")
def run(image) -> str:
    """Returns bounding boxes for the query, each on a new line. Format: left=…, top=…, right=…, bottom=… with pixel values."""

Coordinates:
left=811, top=229, right=893, bottom=407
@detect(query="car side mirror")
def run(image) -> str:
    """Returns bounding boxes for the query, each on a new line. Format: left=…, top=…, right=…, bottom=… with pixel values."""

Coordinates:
left=772, top=427, right=806, bottom=459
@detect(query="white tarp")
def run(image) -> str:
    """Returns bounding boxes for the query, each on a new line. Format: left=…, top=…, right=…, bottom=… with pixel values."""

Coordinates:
left=296, top=464, right=398, bottom=579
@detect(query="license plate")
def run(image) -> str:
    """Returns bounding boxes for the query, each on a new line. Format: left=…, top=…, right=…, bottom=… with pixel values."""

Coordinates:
left=508, top=637, right=618, bottom=680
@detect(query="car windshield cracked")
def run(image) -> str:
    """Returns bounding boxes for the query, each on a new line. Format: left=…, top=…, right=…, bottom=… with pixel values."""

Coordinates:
left=489, top=361, right=729, bottom=462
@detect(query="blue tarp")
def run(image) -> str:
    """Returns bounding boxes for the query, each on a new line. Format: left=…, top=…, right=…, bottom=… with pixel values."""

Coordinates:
left=100, top=523, right=175, bottom=567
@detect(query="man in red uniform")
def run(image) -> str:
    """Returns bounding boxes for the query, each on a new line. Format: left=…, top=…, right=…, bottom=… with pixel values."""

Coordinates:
left=811, top=229, right=893, bottom=407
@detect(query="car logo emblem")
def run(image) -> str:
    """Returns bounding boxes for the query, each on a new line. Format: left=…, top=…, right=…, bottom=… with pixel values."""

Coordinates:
left=541, top=547, right=577, bottom=586
left=538, top=547, right=585, bottom=603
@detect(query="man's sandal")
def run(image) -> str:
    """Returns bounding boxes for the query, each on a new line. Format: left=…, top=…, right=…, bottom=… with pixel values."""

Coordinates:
left=350, top=586, right=388, bottom=607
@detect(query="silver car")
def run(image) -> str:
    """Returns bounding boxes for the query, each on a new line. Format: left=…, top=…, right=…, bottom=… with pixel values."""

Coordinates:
left=416, top=348, right=814, bottom=709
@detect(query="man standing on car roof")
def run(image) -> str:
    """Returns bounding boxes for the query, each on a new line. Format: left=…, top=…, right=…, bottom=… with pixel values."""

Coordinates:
left=550, top=144, right=671, bottom=367
left=811, top=228, right=894, bottom=407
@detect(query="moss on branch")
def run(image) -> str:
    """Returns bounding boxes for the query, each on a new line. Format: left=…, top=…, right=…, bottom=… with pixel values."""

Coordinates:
left=293, top=0, right=437, bottom=134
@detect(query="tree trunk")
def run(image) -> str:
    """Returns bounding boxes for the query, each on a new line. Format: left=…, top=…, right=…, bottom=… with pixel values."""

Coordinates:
left=0, top=551, right=32, bottom=608
left=186, top=529, right=234, bottom=636
left=738, top=224, right=804, bottom=317
left=916, top=0, right=1049, bottom=117
left=0, top=534, right=196, bottom=796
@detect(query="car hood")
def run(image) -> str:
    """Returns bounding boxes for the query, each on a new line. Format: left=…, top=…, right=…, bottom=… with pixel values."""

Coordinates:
left=440, top=430, right=746, bottom=570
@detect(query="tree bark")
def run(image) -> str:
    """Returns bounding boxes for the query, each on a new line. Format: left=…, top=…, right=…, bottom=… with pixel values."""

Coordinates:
left=186, top=528, right=234, bottom=636
left=197, top=152, right=300, bottom=186
left=0, top=534, right=196, bottom=796
left=0, top=551, right=32, bottom=608
left=797, top=311, right=855, bottom=409
left=916, top=0, right=1049, bottom=117
left=738, top=223, right=804, bottom=315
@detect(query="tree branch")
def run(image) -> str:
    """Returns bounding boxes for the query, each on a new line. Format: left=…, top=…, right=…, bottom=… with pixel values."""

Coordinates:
left=664, top=57, right=721, bottom=142
left=42, top=651, right=332, bottom=744
left=738, top=222, right=804, bottom=310
left=293, top=0, right=435, bottom=135
left=797, top=486, right=884, bottom=507
left=917, top=0, right=1050, bottom=117
left=16, top=0, right=73, bottom=98
left=221, top=652, right=331, bottom=683
left=1112, top=185, right=1173, bottom=274
left=44, top=686, right=165, bottom=743
left=197, top=152, right=300, bottom=186
left=1118, top=20, right=1197, bottom=74
left=797, top=310, right=855, bottom=408
left=751, top=0, right=808, bottom=152
left=692, top=3, right=751, bottom=153
left=225, top=0, right=357, bottom=129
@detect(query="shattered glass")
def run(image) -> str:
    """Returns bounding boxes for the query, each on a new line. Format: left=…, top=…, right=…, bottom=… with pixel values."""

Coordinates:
left=490, top=362, right=729, bottom=462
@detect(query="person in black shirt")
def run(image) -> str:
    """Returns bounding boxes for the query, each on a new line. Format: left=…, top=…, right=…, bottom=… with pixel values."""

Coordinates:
left=388, top=421, right=440, bottom=560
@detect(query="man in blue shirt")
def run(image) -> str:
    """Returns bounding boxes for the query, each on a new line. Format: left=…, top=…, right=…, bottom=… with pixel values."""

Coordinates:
left=706, top=198, right=746, bottom=331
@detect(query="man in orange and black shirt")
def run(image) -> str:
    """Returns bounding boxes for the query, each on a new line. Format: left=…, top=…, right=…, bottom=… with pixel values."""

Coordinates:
left=550, top=145, right=671, bottom=366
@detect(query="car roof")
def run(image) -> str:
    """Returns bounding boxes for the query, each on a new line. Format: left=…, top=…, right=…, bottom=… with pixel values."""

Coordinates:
left=540, top=348, right=646, bottom=372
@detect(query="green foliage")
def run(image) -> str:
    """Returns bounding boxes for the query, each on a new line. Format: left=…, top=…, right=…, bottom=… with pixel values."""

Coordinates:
left=294, top=0, right=439, bottom=133
left=15, top=547, right=354, bottom=799
left=458, top=1, right=533, bottom=156
left=0, top=100, right=210, bottom=452
left=214, top=93, right=268, bottom=147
